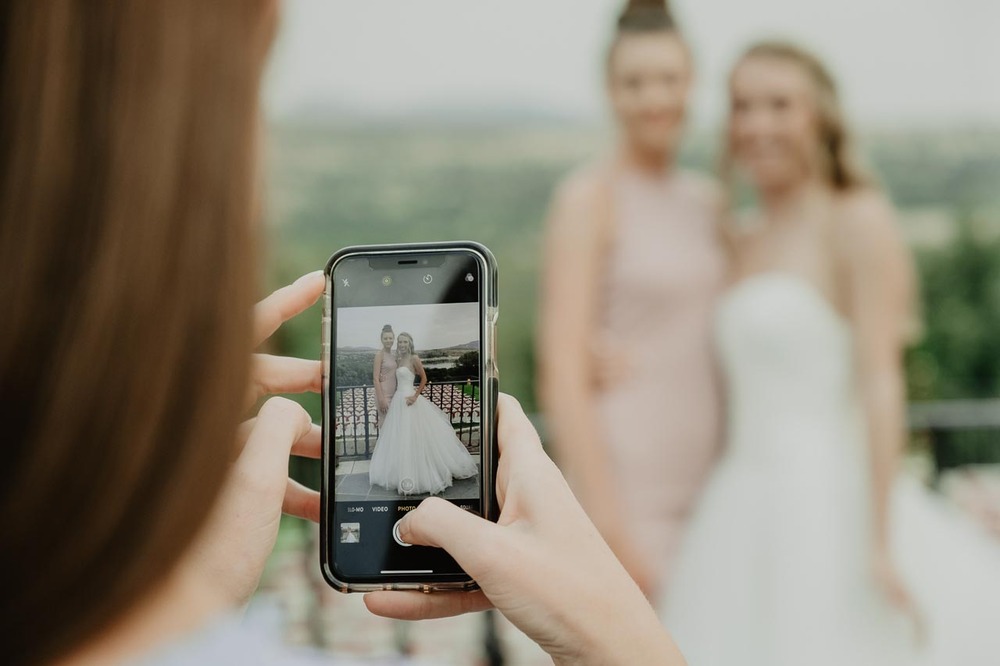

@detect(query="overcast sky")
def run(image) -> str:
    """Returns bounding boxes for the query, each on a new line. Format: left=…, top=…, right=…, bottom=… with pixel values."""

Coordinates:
left=265, top=0, right=1000, bottom=129
left=337, top=303, right=479, bottom=350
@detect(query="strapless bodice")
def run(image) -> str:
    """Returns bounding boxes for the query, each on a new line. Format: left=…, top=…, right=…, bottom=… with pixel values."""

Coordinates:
left=395, top=365, right=416, bottom=396
left=717, top=273, right=864, bottom=459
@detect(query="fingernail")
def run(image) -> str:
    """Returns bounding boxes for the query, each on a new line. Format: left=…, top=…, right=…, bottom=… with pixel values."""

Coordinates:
left=394, top=516, right=413, bottom=546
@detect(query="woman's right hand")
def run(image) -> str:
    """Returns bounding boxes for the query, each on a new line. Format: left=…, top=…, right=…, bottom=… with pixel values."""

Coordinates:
left=872, top=546, right=925, bottom=643
left=365, top=395, right=685, bottom=666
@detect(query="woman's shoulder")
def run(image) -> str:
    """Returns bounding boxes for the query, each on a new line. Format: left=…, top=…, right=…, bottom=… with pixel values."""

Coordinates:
left=545, top=160, right=616, bottom=243
left=836, top=187, right=895, bottom=220
left=552, top=160, right=614, bottom=208
left=832, top=187, right=901, bottom=253
left=831, top=188, right=914, bottom=297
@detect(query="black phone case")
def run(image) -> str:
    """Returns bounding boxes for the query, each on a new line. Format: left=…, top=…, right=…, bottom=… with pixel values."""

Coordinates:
left=319, top=241, right=499, bottom=592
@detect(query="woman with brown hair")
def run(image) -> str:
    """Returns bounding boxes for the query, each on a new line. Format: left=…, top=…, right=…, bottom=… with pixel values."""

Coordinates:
left=660, top=41, right=1000, bottom=666
left=373, top=324, right=398, bottom=428
left=0, top=3, right=687, bottom=664
left=538, top=0, right=725, bottom=599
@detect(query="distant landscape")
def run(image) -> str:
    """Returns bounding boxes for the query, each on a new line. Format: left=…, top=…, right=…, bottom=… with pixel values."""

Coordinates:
left=265, top=121, right=1000, bottom=418
left=334, top=344, right=480, bottom=386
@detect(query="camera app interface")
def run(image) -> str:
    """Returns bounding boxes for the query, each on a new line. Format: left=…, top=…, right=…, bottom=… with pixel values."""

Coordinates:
left=330, top=252, right=483, bottom=581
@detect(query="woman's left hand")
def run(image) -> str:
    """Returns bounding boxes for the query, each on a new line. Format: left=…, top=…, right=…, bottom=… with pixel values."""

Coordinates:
left=187, top=271, right=326, bottom=606
left=406, top=395, right=418, bottom=406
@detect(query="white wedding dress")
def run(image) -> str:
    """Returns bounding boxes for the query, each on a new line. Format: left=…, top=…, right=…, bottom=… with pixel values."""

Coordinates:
left=369, top=365, right=478, bottom=496
left=660, top=273, right=1000, bottom=666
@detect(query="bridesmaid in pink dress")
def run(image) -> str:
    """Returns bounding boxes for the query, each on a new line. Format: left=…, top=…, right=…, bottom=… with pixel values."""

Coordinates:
left=373, top=324, right=398, bottom=429
left=538, top=0, right=724, bottom=599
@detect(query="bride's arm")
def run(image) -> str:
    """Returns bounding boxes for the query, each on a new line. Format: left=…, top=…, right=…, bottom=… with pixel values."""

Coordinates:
left=408, top=356, right=427, bottom=405
left=839, top=191, right=918, bottom=608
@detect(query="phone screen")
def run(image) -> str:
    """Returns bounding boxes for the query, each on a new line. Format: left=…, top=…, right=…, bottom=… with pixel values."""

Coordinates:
left=326, top=249, right=488, bottom=585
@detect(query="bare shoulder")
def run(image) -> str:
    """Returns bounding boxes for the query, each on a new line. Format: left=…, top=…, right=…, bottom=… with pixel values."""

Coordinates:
left=834, top=188, right=903, bottom=258
left=551, top=162, right=608, bottom=213
left=833, top=188, right=914, bottom=302
left=546, top=161, right=614, bottom=249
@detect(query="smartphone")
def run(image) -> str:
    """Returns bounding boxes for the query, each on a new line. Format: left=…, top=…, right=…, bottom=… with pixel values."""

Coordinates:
left=320, top=241, right=499, bottom=592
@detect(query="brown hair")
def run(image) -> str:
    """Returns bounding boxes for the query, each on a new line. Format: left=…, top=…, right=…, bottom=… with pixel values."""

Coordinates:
left=724, top=40, right=871, bottom=191
left=607, top=0, right=683, bottom=68
left=0, top=3, right=275, bottom=663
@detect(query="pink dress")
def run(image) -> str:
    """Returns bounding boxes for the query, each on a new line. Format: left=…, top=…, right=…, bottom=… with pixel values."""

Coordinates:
left=595, top=169, right=725, bottom=589
left=376, top=352, right=398, bottom=428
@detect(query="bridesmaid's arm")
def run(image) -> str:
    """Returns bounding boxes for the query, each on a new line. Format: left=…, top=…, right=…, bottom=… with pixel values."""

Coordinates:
left=373, top=350, right=385, bottom=408
left=839, top=191, right=918, bottom=612
left=537, top=168, right=655, bottom=596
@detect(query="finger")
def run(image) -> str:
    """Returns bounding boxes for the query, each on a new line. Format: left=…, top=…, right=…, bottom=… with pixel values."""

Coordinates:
left=253, top=355, right=321, bottom=397
left=291, top=423, right=322, bottom=459
left=364, top=590, right=493, bottom=621
left=496, top=393, right=544, bottom=459
left=397, top=497, right=496, bottom=574
left=239, top=397, right=313, bottom=475
left=235, top=420, right=320, bottom=460
left=253, top=271, right=325, bottom=346
left=283, top=479, right=320, bottom=523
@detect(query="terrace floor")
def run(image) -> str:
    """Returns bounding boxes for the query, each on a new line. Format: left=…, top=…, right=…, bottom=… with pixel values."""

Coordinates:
left=333, top=460, right=481, bottom=501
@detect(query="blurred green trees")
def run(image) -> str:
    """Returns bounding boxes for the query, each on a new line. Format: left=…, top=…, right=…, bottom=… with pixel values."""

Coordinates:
left=264, top=123, right=1000, bottom=423
left=908, top=215, right=1000, bottom=401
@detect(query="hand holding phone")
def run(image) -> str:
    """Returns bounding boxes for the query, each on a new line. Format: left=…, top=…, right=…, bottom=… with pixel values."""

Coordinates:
left=364, top=395, right=685, bottom=666
left=321, top=242, right=499, bottom=592
left=187, top=273, right=325, bottom=606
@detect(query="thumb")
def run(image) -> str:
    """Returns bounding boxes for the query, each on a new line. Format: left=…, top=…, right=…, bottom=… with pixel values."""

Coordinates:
left=398, top=497, right=496, bottom=576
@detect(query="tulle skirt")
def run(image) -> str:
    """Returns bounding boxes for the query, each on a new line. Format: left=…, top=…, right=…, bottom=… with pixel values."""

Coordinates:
left=660, top=451, right=1000, bottom=666
left=369, top=390, right=477, bottom=496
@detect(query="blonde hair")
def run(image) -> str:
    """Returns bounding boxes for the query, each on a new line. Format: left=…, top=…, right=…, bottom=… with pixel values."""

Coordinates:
left=396, top=332, right=415, bottom=359
left=722, top=40, right=872, bottom=193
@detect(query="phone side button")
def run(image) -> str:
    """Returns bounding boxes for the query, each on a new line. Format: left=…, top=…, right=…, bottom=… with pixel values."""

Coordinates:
left=392, top=519, right=412, bottom=547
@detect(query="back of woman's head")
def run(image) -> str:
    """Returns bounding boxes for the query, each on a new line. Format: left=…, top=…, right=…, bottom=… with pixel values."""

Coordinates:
left=0, top=3, right=275, bottom=663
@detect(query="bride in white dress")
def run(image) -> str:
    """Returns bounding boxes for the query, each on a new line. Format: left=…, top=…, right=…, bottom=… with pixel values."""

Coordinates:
left=369, top=332, right=478, bottom=496
left=660, top=41, right=1000, bottom=665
